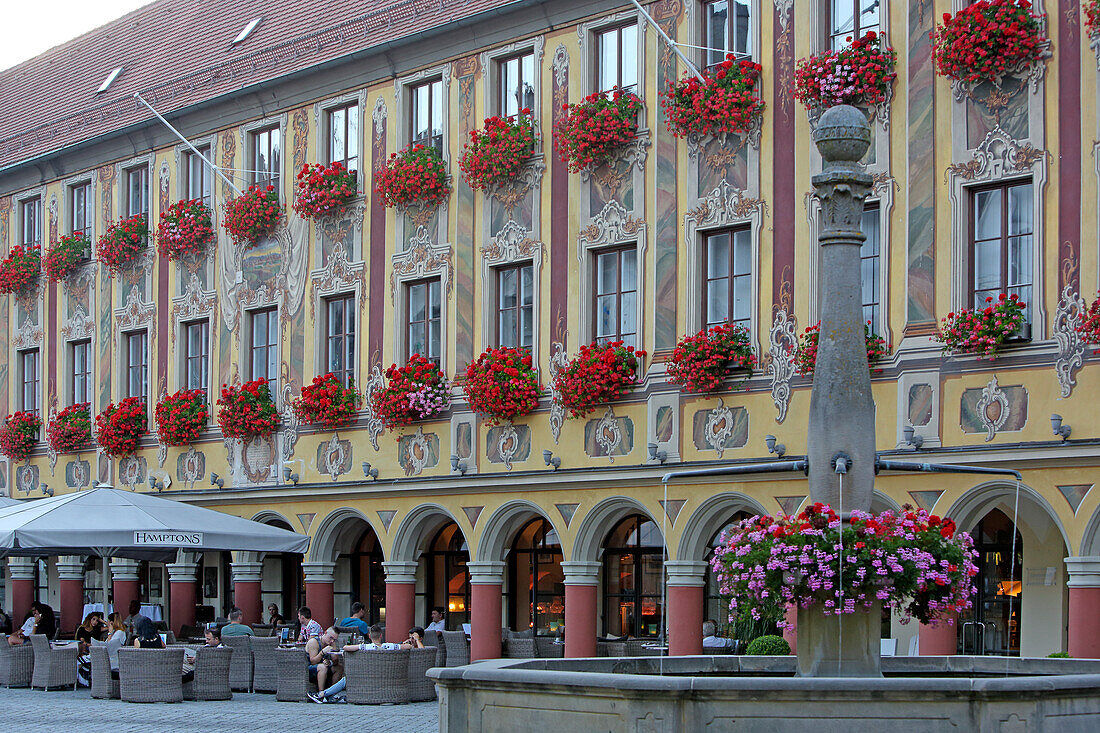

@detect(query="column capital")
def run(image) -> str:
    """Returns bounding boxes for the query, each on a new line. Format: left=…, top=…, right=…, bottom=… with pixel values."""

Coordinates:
left=230, top=561, right=264, bottom=584
left=302, top=560, right=336, bottom=584
left=466, top=561, right=506, bottom=585
left=665, top=560, right=708, bottom=587
left=382, top=561, right=419, bottom=585
left=7, top=556, right=36, bottom=580
left=166, top=562, right=199, bottom=583
left=56, top=555, right=86, bottom=581
left=110, top=558, right=142, bottom=582
left=1065, top=556, right=1100, bottom=587
left=561, top=560, right=601, bottom=585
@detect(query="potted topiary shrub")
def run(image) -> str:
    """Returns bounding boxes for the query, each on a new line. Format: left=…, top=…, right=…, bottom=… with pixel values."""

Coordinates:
left=745, top=635, right=791, bottom=656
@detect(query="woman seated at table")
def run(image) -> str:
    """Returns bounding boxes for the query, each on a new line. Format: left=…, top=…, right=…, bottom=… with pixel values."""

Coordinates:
left=76, top=612, right=107, bottom=654
left=104, top=613, right=127, bottom=679
left=132, top=616, right=195, bottom=682
left=267, top=603, right=285, bottom=626
left=7, top=602, right=55, bottom=645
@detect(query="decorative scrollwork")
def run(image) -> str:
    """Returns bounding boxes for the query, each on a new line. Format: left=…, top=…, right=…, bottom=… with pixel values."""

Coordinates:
left=766, top=309, right=798, bottom=424
left=594, top=407, right=623, bottom=463
left=976, top=376, right=1010, bottom=443
left=547, top=342, right=567, bottom=443
left=1053, top=285, right=1087, bottom=398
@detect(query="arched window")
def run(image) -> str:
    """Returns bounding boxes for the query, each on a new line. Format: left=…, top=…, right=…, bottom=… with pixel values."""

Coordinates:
left=602, top=514, right=663, bottom=638
left=704, top=510, right=753, bottom=637
left=962, top=509, right=1022, bottom=656
left=508, top=518, right=563, bottom=635
left=423, top=522, right=470, bottom=630
left=341, top=526, right=385, bottom=624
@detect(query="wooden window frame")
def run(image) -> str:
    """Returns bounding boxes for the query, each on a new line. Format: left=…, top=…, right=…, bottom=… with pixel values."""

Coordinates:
left=967, top=179, right=1034, bottom=313
left=20, top=197, right=41, bottom=247
left=251, top=126, right=281, bottom=192
left=495, top=262, right=534, bottom=349
left=826, top=0, right=881, bottom=51
left=183, top=319, right=210, bottom=398
left=591, top=245, right=639, bottom=348
left=184, top=147, right=212, bottom=207
left=124, top=330, right=149, bottom=401
left=409, top=78, right=444, bottom=156
left=125, top=166, right=149, bottom=218
left=324, top=294, right=357, bottom=387
left=326, top=102, right=360, bottom=173
left=594, top=22, right=639, bottom=95
left=496, top=51, right=537, bottom=117
left=70, top=340, right=91, bottom=405
left=700, top=0, right=753, bottom=69
left=859, top=202, right=881, bottom=331
left=249, top=308, right=279, bottom=385
left=69, top=182, right=92, bottom=236
left=20, top=349, right=40, bottom=416
left=700, top=225, right=753, bottom=332
left=405, top=278, right=442, bottom=365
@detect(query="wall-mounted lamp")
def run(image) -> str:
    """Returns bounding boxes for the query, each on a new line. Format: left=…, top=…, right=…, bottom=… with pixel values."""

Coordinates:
left=362, top=462, right=379, bottom=480
left=210, top=473, right=224, bottom=489
left=148, top=476, right=164, bottom=492
left=42, top=484, right=53, bottom=497
left=1051, top=414, right=1072, bottom=442
left=542, top=449, right=561, bottom=471
left=450, top=455, right=468, bottom=475
left=647, top=442, right=667, bottom=464
left=282, top=466, right=299, bottom=485
left=764, top=434, right=786, bottom=458
left=902, top=424, right=924, bottom=451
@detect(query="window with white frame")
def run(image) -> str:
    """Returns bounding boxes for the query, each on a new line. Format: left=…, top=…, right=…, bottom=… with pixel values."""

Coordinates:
left=125, top=330, right=149, bottom=401
left=125, top=166, right=148, bottom=217
left=183, top=320, right=210, bottom=398
left=970, top=181, right=1033, bottom=319
left=860, top=203, right=881, bottom=331
left=20, top=198, right=41, bottom=247
left=185, top=147, right=212, bottom=207
left=702, top=0, right=753, bottom=68
left=496, top=263, right=534, bottom=349
left=71, top=340, right=91, bottom=405
left=702, top=227, right=752, bottom=331
left=250, top=308, right=279, bottom=384
left=327, top=103, right=360, bottom=173
left=595, top=23, right=639, bottom=94
left=70, top=182, right=92, bottom=236
left=324, top=294, right=356, bottom=387
left=406, top=279, right=441, bottom=365
left=593, top=245, right=638, bottom=349
left=251, top=127, right=281, bottom=192
left=497, top=52, right=536, bottom=116
left=20, top=349, right=39, bottom=415
left=409, top=78, right=444, bottom=155
left=827, top=0, right=881, bottom=50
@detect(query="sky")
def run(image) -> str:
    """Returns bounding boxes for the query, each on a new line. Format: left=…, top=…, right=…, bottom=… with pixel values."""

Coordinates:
left=0, top=0, right=153, bottom=71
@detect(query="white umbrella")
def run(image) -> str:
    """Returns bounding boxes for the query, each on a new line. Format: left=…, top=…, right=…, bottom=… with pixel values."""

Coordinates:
left=0, top=496, right=23, bottom=508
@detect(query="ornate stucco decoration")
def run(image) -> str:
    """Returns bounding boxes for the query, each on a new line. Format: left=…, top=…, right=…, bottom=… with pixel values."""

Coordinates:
left=279, top=366, right=299, bottom=463
left=552, top=44, right=569, bottom=88
left=495, top=424, right=520, bottom=471
left=178, top=447, right=204, bottom=490
left=547, top=342, right=567, bottom=444
left=482, top=220, right=543, bottom=264
left=1052, top=285, right=1087, bottom=398
left=945, top=125, right=1046, bottom=184
left=171, top=274, right=218, bottom=347
left=310, top=241, right=366, bottom=319
left=704, top=398, right=736, bottom=457
left=766, top=309, right=798, bottom=424
left=113, top=288, right=156, bottom=345
left=12, top=316, right=44, bottom=350
left=579, top=134, right=650, bottom=186
left=594, top=407, right=623, bottom=463
left=685, top=179, right=767, bottom=228
left=402, top=427, right=431, bottom=477
left=975, top=376, right=1010, bottom=442
left=389, top=226, right=453, bottom=304
left=118, top=455, right=146, bottom=490
left=321, top=434, right=349, bottom=480
left=949, top=33, right=1051, bottom=102
left=372, top=97, right=387, bottom=137
left=60, top=306, right=94, bottom=342
left=577, top=200, right=643, bottom=255
left=487, top=159, right=545, bottom=215
left=361, top=366, right=385, bottom=451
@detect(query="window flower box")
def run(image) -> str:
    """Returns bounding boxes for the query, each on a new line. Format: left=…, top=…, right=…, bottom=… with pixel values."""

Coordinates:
left=796, top=322, right=890, bottom=377
left=374, top=143, right=450, bottom=209
left=293, top=162, right=358, bottom=219
left=216, top=379, right=281, bottom=441
left=0, top=245, right=41, bottom=295
left=47, top=403, right=91, bottom=453
left=292, top=373, right=361, bottom=431
left=462, top=347, right=540, bottom=425
left=932, top=0, right=1045, bottom=85
left=44, top=233, right=91, bottom=282
left=459, top=111, right=537, bottom=192
left=1087, top=1, right=1100, bottom=39
left=0, top=411, right=40, bottom=463
left=157, top=199, right=216, bottom=262
left=155, top=389, right=209, bottom=447
left=553, top=89, right=643, bottom=174
left=97, top=214, right=149, bottom=276
left=666, top=323, right=757, bottom=393
left=223, top=185, right=283, bottom=248
left=935, top=293, right=1027, bottom=360
left=94, top=397, right=147, bottom=458
left=662, top=57, right=764, bottom=139
left=551, top=341, right=645, bottom=419
left=372, top=354, right=450, bottom=430
left=1076, top=292, right=1100, bottom=351
left=794, top=32, right=897, bottom=118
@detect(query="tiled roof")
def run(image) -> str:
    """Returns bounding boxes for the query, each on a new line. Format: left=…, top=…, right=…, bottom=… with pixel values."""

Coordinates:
left=0, top=0, right=515, bottom=170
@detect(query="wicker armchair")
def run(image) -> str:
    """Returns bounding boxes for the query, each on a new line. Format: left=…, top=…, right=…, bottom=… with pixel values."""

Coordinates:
left=597, top=640, right=626, bottom=657
left=274, top=646, right=311, bottom=702
left=117, top=647, right=185, bottom=703
left=222, top=636, right=252, bottom=692
left=623, top=639, right=665, bottom=657
left=29, top=635, right=78, bottom=691
left=343, top=648, right=409, bottom=704
left=250, top=636, right=279, bottom=693
left=407, top=646, right=437, bottom=702
left=89, top=645, right=119, bottom=699
left=251, top=624, right=275, bottom=637
left=503, top=635, right=536, bottom=659
left=186, top=646, right=232, bottom=701
left=535, top=637, right=565, bottom=658
left=422, top=630, right=446, bottom=667
left=0, top=641, right=34, bottom=688
left=441, top=630, right=469, bottom=667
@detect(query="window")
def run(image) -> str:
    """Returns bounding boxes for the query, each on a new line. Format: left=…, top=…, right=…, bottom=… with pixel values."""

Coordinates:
left=409, top=79, right=444, bottom=155
left=125, top=166, right=148, bottom=217
left=497, top=52, right=536, bottom=117
left=970, top=181, right=1033, bottom=317
left=593, top=246, right=638, bottom=349
left=184, top=320, right=210, bottom=397
left=71, top=340, right=91, bottom=405
left=19, top=349, right=39, bottom=415
left=595, top=23, right=638, bottom=94
left=20, top=198, right=41, bottom=246
left=422, top=522, right=470, bottom=631
left=702, top=227, right=752, bottom=331
left=327, top=103, right=360, bottom=173
left=125, top=331, right=149, bottom=401
left=496, top=263, right=534, bottom=349
left=70, top=182, right=92, bottom=236
left=184, top=147, right=212, bottom=206
left=860, top=204, right=881, bottom=331
left=324, top=294, right=356, bottom=387
left=828, top=0, right=881, bottom=50
left=602, top=515, right=663, bottom=638
left=250, top=309, right=279, bottom=384
left=251, top=127, right=281, bottom=192
left=406, top=279, right=441, bottom=364
left=703, top=0, right=752, bottom=68
left=507, top=518, right=564, bottom=636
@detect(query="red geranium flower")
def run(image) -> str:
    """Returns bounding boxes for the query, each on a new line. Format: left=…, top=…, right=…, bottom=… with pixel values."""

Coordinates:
left=94, top=397, right=147, bottom=458
left=462, top=347, right=540, bottom=424
left=553, top=89, right=643, bottom=173
left=932, top=0, right=1044, bottom=84
left=157, top=199, right=216, bottom=261
left=552, top=341, right=645, bottom=419
left=293, top=373, right=361, bottom=430
left=0, top=411, right=41, bottom=462
left=97, top=214, right=149, bottom=276
left=293, top=162, right=358, bottom=219
left=155, top=389, right=209, bottom=446
left=216, top=379, right=281, bottom=440
left=47, top=403, right=91, bottom=453
left=373, top=144, right=450, bottom=209
left=667, top=323, right=757, bottom=393
left=223, top=186, right=283, bottom=247
left=663, top=56, right=765, bottom=138
left=0, top=245, right=41, bottom=295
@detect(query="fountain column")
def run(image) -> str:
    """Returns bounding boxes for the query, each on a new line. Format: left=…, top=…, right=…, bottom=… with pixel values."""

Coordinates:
left=799, top=105, right=879, bottom=677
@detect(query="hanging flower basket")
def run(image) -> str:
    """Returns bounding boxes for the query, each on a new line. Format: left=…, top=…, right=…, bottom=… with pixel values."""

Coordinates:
left=216, top=379, right=281, bottom=441
left=372, top=354, right=450, bottom=430
left=796, top=321, right=890, bottom=376
left=94, top=397, right=147, bottom=458
left=293, top=373, right=361, bottom=430
left=459, top=110, right=538, bottom=192
left=293, top=162, right=358, bottom=219
left=794, top=31, right=897, bottom=115
left=0, top=245, right=41, bottom=295
left=1087, top=1, right=1100, bottom=39
left=935, top=293, right=1027, bottom=360
left=711, top=503, right=977, bottom=626
left=47, top=403, right=91, bottom=453
left=553, top=89, right=643, bottom=174
left=667, top=323, right=757, bottom=393
left=44, top=232, right=90, bottom=282
left=374, top=144, right=450, bottom=209
left=97, top=214, right=149, bottom=276
left=932, top=0, right=1045, bottom=85
left=157, top=199, right=216, bottom=261
left=552, top=341, right=644, bottom=419
left=1076, top=292, right=1100, bottom=351
left=662, top=56, right=765, bottom=139
left=0, top=411, right=40, bottom=463
left=223, top=185, right=283, bottom=248
left=462, top=347, right=540, bottom=425
left=155, top=389, right=209, bottom=447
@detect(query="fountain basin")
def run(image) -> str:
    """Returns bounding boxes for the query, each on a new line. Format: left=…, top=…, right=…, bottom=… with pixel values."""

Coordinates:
left=429, top=656, right=1100, bottom=732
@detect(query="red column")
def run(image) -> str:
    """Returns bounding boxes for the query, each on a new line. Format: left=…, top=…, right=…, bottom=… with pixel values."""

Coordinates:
left=166, top=561, right=198, bottom=635
left=8, top=558, right=36, bottom=625
left=783, top=605, right=798, bottom=655
left=57, top=556, right=86, bottom=634
left=231, top=561, right=264, bottom=625
left=1066, top=558, right=1100, bottom=658
left=468, top=562, right=505, bottom=661
left=918, top=612, right=959, bottom=656
left=302, top=561, right=335, bottom=628
left=562, top=561, right=600, bottom=658
left=383, top=561, right=418, bottom=644
left=666, top=561, right=707, bottom=656
left=110, top=559, right=141, bottom=618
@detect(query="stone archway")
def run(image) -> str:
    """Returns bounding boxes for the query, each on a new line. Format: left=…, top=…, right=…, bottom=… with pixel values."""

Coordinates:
left=309, top=507, right=387, bottom=625
left=233, top=510, right=299, bottom=625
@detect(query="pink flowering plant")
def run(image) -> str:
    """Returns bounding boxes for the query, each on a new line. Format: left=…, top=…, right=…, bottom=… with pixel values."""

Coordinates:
left=711, top=503, right=977, bottom=626
left=794, top=32, right=897, bottom=114
left=934, top=292, right=1026, bottom=360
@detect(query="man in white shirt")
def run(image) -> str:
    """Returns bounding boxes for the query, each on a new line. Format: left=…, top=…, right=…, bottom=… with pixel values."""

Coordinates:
left=425, top=607, right=446, bottom=633
left=297, top=606, right=323, bottom=642
left=702, top=620, right=734, bottom=650
left=309, top=623, right=410, bottom=703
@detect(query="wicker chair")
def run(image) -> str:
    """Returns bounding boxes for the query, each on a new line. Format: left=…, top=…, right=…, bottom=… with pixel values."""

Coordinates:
left=422, top=630, right=446, bottom=667
left=89, top=645, right=119, bottom=699
left=441, top=630, right=469, bottom=667
left=343, top=648, right=409, bottom=704
left=503, top=635, right=536, bottom=659
left=117, top=647, right=185, bottom=703
left=597, top=640, right=626, bottom=657
left=0, top=641, right=34, bottom=688
left=623, top=639, right=665, bottom=657
left=251, top=624, right=275, bottom=637
left=186, top=646, right=232, bottom=701
left=274, top=646, right=312, bottom=702
left=29, top=635, right=78, bottom=691
left=250, top=636, right=279, bottom=693
left=535, top=637, right=565, bottom=658
left=407, top=646, right=437, bottom=702
left=222, top=636, right=253, bottom=692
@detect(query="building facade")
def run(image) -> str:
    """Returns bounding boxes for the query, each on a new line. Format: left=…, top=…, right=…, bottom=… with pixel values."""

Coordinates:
left=1, top=0, right=1099, bottom=659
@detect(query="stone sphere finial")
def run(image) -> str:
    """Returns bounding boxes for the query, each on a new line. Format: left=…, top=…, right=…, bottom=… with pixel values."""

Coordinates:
left=813, top=105, right=871, bottom=164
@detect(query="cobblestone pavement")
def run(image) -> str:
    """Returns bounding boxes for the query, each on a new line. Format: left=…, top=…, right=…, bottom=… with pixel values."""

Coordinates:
left=0, top=687, right=438, bottom=732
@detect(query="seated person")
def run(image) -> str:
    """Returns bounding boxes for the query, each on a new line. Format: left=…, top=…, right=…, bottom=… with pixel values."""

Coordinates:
left=309, top=624, right=412, bottom=703
left=8, top=602, right=52, bottom=645
left=426, top=607, right=446, bottom=633
left=267, top=603, right=285, bottom=626
left=204, top=625, right=225, bottom=648
left=306, top=627, right=343, bottom=693
left=220, top=609, right=254, bottom=636
left=337, top=602, right=371, bottom=636
left=103, top=612, right=129, bottom=681
left=133, top=617, right=195, bottom=682
left=406, top=626, right=426, bottom=649
left=297, top=606, right=323, bottom=642
left=702, top=620, right=734, bottom=650
left=76, top=612, right=107, bottom=654
left=124, top=600, right=149, bottom=640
